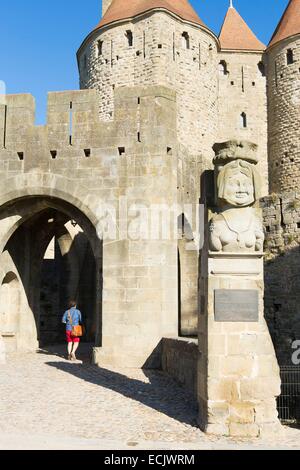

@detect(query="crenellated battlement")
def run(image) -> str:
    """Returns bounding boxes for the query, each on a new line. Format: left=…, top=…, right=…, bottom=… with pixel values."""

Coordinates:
left=0, top=86, right=177, bottom=176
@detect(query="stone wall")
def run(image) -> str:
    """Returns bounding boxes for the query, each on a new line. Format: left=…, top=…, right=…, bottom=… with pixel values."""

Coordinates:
left=161, top=337, right=198, bottom=399
left=266, top=37, right=300, bottom=193
left=261, top=192, right=300, bottom=365
left=0, top=335, right=5, bottom=363
left=218, top=51, right=268, bottom=195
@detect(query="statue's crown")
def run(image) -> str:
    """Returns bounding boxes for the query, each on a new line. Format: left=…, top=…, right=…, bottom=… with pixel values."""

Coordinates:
left=213, top=140, right=258, bottom=166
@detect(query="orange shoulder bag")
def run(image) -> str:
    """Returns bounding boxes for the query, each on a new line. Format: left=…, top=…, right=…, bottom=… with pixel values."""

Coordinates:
left=68, top=310, right=83, bottom=338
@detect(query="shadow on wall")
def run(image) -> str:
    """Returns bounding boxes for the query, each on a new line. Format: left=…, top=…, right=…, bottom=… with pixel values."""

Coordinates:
left=264, top=244, right=300, bottom=365
left=45, top=359, right=198, bottom=428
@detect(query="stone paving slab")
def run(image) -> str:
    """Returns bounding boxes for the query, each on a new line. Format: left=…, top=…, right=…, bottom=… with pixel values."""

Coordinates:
left=0, top=347, right=299, bottom=450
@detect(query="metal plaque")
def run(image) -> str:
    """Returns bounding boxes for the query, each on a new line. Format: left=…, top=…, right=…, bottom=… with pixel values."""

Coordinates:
left=214, top=289, right=259, bottom=322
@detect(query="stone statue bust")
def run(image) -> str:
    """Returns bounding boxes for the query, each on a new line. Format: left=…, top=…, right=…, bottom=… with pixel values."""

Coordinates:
left=209, top=140, right=264, bottom=253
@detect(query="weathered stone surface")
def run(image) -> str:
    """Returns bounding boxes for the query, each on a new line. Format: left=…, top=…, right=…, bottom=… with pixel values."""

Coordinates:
left=240, top=378, right=281, bottom=401
left=262, top=192, right=300, bottom=365
left=0, top=336, right=5, bottom=364
left=207, top=378, right=240, bottom=402
left=218, top=52, right=268, bottom=196
left=220, top=356, right=254, bottom=378
left=229, top=423, right=260, bottom=438
left=267, top=38, right=300, bottom=194
left=229, top=403, right=255, bottom=424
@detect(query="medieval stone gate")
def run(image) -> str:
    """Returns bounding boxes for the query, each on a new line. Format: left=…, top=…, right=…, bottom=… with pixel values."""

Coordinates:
left=0, top=87, right=179, bottom=368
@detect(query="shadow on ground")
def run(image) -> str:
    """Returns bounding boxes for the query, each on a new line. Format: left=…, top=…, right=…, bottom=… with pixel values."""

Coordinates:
left=37, top=343, right=93, bottom=362
left=42, top=347, right=198, bottom=428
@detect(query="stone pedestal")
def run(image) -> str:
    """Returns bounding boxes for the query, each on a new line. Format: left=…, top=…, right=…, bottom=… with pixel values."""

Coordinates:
left=198, top=251, right=282, bottom=437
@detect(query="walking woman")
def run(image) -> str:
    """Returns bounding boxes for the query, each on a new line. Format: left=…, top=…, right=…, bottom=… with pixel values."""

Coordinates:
left=62, top=300, right=82, bottom=361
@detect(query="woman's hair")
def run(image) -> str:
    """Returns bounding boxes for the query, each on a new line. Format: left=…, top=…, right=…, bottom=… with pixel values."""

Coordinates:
left=69, top=300, right=77, bottom=308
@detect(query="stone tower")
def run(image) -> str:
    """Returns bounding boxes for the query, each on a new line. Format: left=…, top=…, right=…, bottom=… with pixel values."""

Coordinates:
left=77, top=0, right=219, bottom=159
left=218, top=4, right=268, bottom=195
left=266, top=0, right=300, bottom=193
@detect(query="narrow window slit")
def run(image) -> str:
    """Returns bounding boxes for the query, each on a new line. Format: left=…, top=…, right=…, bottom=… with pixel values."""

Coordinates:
left=258, top=61, right=265, bottom=77
left=199, top=43, right=201, bottom=70
left=97, top=40, right=103, bottom=57
left=118, top=147, right=125, bottom=156
left=50, top=150, right=57, bottom=159
left=182, top=32, right=190, bottom=50
left=83, top=55, right=87, bottom=70
left=69, top=101, right=73, bottom=146
left=275, top=61, right=278, bottom=87
left=242, top=66, right=245, bottom=92
left=240, top=112, right=247, bottom=129
left=84, top=149, right=91, bottom=158
left=17, top=152, right=24, bottom=161
left=126, top=30, right=133, bottom=47
left=287, top=49, right=294, bottom=65
left=173, top=33, right=176, bottom=61
left=219, top=60, right=228, bottom=76
left=3, top=104, right=7, bottom=149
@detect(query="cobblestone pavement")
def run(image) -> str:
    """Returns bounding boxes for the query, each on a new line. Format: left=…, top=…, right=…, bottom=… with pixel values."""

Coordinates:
left=0, top=345, right=300, bottom=450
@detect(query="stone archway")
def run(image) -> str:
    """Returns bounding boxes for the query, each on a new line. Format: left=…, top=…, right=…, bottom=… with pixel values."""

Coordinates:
left=0, top=194, right=103, bottom=353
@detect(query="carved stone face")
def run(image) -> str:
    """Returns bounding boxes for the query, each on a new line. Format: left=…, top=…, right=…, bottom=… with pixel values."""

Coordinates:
left=223, top=171, right=255, bottom=207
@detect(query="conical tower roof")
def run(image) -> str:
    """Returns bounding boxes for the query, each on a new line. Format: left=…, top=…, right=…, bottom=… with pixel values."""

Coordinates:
left=269, top=0, right=300, bottom=48
left=219, top=4, right=265, bottom=52
left=96, top=0, right=207, bottom=30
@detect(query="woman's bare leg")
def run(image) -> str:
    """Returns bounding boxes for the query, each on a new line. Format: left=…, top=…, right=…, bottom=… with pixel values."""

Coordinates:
left=71, top=342, right=80, bottom=359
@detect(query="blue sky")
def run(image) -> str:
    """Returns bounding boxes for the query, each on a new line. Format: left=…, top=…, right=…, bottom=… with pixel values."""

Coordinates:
left=0, top=0, right=289, bottom=124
